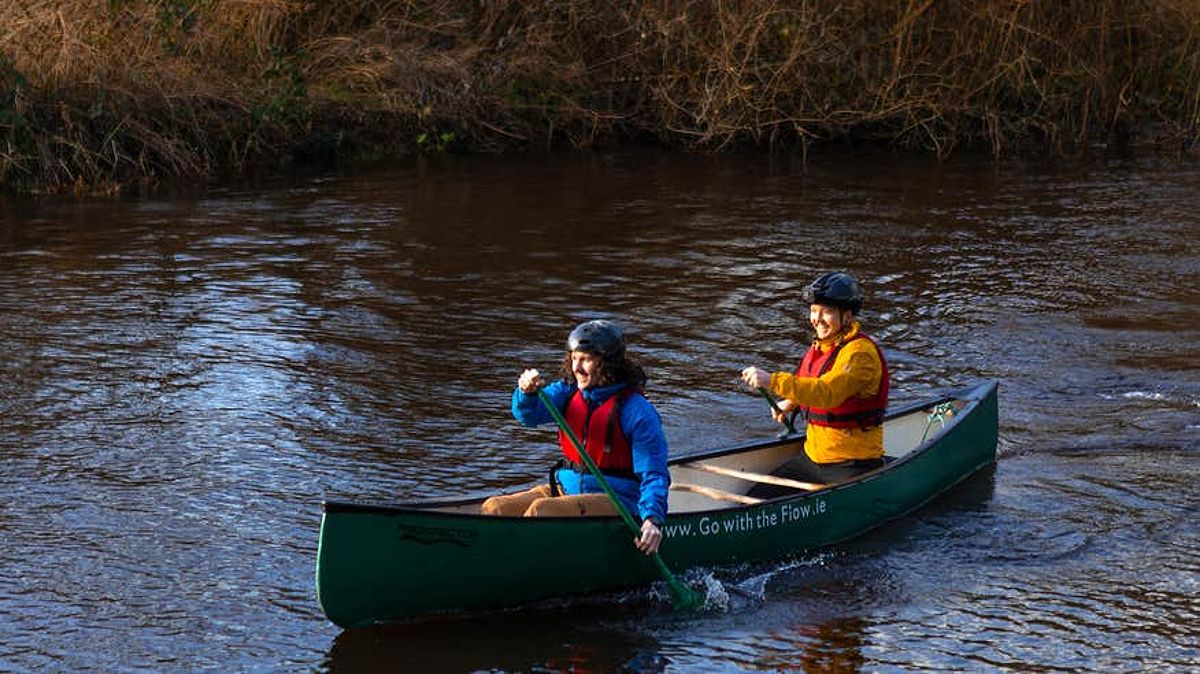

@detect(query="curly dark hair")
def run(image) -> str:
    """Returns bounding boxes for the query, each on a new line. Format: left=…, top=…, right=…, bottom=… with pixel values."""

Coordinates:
left=558, top=351, right=648, bottom=391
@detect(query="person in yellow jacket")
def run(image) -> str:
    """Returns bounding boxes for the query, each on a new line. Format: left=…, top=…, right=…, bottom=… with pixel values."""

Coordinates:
left=740, top=271, right=890, bottom=487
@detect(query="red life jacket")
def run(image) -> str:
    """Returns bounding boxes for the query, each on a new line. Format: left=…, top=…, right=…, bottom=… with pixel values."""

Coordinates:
left=796, top=332, right=889, bottom=429
left=557, top=388, right=636, bottom=474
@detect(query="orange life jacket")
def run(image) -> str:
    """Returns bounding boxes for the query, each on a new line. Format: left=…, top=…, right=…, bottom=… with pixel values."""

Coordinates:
left=796, top=333, right=889, bottom=429
left=557, top=388, right=635, bottom=474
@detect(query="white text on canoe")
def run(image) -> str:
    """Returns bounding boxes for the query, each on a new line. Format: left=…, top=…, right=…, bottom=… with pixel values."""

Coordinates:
left=662, top=499, right=829, bottom=539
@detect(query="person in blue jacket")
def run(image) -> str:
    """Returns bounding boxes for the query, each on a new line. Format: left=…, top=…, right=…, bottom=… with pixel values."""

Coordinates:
left=481, top=319, right=670, bottom=555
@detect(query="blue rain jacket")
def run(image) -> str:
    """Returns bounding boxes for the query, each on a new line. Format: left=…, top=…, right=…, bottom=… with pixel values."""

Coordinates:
left=512, top=380, right=670, bottom=525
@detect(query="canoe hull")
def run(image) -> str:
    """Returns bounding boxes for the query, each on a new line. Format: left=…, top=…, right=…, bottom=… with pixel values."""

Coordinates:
left=317, top=381, right=999, bottom=627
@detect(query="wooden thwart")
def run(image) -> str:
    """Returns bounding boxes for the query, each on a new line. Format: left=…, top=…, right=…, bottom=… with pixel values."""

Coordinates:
left=670, top=482, right=763, bottom=505
left=682, top=462, right=827, bottom=492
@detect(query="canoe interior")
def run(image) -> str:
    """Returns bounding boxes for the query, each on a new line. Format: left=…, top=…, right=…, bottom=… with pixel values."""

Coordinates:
left=379, top=391, right=972, bottom=516
left=666, top=396, right=967, bottom=512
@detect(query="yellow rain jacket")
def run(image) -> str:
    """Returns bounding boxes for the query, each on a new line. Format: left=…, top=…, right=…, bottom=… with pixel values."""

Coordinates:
left=768, top=321, right=886, bottom=463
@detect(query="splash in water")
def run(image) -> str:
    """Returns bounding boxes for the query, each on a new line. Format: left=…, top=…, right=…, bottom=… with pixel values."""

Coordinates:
left=655, top=555, right=835, bottom=613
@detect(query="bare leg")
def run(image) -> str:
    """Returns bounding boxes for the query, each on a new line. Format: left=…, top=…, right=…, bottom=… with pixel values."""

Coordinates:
left=523, top=493, right=620, bottom=517
left=480, top=484, right=553, bottom=515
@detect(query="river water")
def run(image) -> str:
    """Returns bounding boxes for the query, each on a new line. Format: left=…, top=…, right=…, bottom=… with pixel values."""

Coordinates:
left=1, top=149, right=1196, bottom=672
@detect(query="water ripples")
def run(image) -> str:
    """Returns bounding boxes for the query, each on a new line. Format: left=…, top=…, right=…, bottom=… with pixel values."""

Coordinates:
left=1, top=150, right=1197, bottom=672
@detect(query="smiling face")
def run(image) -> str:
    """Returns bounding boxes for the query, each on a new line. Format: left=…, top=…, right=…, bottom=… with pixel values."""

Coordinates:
left=809, top=303, right=850, bottom=340
left=570, top=350, right=604, bottom=389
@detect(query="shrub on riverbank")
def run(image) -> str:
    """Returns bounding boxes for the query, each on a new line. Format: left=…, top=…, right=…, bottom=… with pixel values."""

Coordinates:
left=2, top=0, right=1197, bottom=194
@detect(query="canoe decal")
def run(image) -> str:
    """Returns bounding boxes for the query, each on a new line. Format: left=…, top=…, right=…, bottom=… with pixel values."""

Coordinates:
left=663, top=499, right=829, bottom=539
left=394, top=523, right=478, bottom=547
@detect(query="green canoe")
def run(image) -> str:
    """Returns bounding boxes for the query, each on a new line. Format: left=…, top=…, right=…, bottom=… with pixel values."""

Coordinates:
left=316, top=380, right=999, bottom=627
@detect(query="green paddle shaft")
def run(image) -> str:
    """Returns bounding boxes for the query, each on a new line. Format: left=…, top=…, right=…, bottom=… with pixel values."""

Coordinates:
left=535, top=388, right=701, bottom=610
left=758, top=387, right=797, bottom=434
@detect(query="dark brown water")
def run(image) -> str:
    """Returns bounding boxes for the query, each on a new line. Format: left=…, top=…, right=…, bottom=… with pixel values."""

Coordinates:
left=1, top=149, right=1197, bottom=672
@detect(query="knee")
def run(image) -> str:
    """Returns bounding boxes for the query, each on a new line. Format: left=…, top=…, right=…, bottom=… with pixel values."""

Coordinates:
left=524, top=497, right=574, bottom=517
left=524, top=496, right=587, bottom=517
left=522, top=497, right=552, bottom=517
left=480, top=497, right=504, bottom=516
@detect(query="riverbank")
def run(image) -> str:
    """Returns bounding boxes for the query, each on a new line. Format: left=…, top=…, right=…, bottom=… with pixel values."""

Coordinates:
left=2, top=0, right=1197, bottom=194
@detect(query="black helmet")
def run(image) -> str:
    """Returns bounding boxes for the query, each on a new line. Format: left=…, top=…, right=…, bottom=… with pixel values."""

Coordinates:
left=566, top=319, right=625, bottom=358
left=803, top=272, right=863, bottom=313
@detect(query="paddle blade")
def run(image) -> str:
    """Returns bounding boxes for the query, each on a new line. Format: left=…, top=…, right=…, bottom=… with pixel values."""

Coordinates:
left=668, top=580, right=705, bottom=611
left=652, top=556, right=704, bottom=611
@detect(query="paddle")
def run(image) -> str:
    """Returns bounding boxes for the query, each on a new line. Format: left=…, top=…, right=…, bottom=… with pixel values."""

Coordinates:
left=757, top=387, right=797, bottom=434
left=535, top=387, right=703, bottom=611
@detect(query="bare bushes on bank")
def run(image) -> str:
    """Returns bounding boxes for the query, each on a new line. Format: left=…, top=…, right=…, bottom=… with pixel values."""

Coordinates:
left=1, top=0, right=1197, bottom=193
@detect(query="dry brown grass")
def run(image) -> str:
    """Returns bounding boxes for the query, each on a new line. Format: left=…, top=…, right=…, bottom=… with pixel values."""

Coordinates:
left=1, top=0, right=1197, bottom=194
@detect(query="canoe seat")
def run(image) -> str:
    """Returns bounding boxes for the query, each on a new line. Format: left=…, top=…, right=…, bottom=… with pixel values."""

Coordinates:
left=671, top=482, right=763, bottom=505
left=746, top=455, right=879, bottom=499
left=683, top=462, right=826, bottom=492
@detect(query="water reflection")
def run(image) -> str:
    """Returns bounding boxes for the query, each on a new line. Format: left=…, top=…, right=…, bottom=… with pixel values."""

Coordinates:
left=758, top=617, right=870, bottom=672
left=324, top=603, right=878, bottom=673
left=324, top=608, right=666, bottom=673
